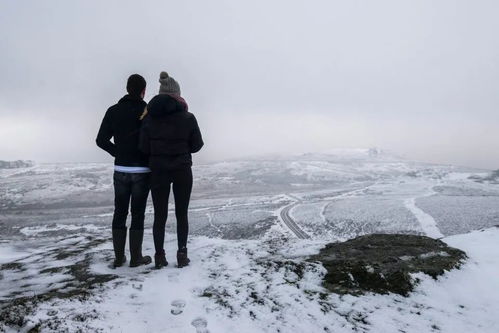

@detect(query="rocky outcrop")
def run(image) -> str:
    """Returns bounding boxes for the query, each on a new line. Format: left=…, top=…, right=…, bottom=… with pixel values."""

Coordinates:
left=309, top=234, right=466, bottom=296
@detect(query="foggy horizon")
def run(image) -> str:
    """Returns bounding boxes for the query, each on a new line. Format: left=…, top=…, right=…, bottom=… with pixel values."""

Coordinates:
left=1, top=0, right=498, bottom=169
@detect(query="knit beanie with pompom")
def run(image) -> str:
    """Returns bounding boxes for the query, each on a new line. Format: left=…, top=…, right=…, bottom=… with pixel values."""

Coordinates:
left=158, top=71, right=181, bottom=96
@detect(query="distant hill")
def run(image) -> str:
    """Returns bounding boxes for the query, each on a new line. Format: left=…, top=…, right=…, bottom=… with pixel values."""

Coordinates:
left=298, top=147, right=404, bottom=161
left=0, top=160, right=34, bottom=169
left=229, top=148, right=405, bottom=163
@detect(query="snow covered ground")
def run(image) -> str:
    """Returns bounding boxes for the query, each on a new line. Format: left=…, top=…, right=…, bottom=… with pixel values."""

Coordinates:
left=2, top=224, right=499, bottom=332
left=1, top=150, right=499, bottom=332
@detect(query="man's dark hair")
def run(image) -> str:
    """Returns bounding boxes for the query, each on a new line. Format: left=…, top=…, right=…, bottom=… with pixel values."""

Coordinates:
left=126, top=74, right=147, bottom=97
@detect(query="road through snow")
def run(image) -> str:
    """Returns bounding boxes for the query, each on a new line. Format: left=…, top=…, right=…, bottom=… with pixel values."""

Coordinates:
left=280, top=184, right=375, bottom=239
left=280, top=197, right=310, bottom=239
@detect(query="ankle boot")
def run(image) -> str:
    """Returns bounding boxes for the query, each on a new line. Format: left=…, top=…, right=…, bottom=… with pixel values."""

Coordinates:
left=154, top=249, right=168, bottom=269
left=112, top=228, right=127, bottom=268
left=177, top=247, right=190, bottom=268
left=129, top=229, right=152, bottom=267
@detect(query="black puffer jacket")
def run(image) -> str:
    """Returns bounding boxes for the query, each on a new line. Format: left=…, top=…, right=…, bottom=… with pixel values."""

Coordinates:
left=139, top=94, right=204, bottom=170
left=96, top=95, right=148, bottom=167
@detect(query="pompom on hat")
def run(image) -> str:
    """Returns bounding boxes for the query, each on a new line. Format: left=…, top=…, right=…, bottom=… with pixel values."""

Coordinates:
left=158, top=71, right=181, bottom=96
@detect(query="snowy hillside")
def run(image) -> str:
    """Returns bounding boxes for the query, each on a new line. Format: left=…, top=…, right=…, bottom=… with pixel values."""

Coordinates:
left=1, top=151, right=499, bottom=332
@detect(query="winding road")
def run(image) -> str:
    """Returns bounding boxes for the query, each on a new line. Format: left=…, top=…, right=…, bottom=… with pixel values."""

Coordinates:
left=280, top=195, right=311, bottom=239
left=279, top=183, right=376, bottom=239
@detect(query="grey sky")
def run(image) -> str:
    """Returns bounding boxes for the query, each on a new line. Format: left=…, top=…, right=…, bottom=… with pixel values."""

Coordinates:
left=1, top=0, right=498, bottom=169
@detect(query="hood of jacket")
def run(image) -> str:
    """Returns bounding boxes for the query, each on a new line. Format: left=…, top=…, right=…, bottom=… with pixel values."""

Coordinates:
left=147, top=94, right=188, bottom=118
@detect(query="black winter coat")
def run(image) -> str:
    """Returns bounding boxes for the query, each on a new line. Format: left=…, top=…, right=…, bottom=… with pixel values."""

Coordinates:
left=139, top=94, right=203, bottom=170
left=96, top=95, right=149, bottom=167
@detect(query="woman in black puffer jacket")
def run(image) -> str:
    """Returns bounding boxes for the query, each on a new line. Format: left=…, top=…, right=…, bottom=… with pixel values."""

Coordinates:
left=139, top=72, right=204, bottom=269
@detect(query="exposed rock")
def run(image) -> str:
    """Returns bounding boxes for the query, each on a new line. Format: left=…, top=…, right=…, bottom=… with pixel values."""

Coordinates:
left=309, top=234, right=467, bottom=296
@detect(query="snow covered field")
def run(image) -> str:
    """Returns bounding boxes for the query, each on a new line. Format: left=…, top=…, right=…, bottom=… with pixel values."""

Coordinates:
left=1, top=150, right=499, bottom=332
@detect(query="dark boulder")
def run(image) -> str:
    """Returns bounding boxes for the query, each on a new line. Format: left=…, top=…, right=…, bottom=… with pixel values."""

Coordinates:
left=309, top=234, right=466, bottom=296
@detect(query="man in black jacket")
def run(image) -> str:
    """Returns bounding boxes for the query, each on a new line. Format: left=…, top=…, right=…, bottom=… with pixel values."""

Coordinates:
left=96, top=74, right=152, bottom=268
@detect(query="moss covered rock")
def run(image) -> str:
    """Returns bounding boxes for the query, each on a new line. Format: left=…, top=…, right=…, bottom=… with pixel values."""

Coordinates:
left=309, top=234, right=467, bottom=296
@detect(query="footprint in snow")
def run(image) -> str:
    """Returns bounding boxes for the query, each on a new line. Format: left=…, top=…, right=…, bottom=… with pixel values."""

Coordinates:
left=191, top=317, right=209, bottom=333
left=170, top=299, right=186, bottom=315
left=168, top=271, right=180, bottom=283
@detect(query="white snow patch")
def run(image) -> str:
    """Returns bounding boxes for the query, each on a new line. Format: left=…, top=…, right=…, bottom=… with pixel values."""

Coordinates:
left=0, top=244, right=31, bottom=264
left=419, top=251, right=450, bottom=259
left=20, top=224, right=104, bottom=236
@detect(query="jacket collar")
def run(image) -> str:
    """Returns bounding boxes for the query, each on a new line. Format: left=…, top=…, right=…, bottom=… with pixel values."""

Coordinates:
left=119, top=94, right=145, bottom=104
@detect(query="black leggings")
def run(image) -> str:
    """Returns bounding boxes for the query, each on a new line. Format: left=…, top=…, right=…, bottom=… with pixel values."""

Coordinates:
left=151, top=168, right=193, bottom=253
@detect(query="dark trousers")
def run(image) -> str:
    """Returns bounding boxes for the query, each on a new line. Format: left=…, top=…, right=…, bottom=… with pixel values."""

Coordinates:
left=112, top=171, right=150, bottom=230
left=151, top=168, right=193, bottom=253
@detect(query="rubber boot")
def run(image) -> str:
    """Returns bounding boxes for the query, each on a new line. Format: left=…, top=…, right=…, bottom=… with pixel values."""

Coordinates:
left=176, top=247, right=190, bottom=268
left=129, top=229, right=152, bottom=267
left=112, top=228, right=127, bottom=268
left=154, top=249, right=168, bottom=269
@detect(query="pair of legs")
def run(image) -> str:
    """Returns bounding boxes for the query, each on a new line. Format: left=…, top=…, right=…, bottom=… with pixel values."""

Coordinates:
left=112, top=171, right=151, bottom=267
left=113, top=171, right=150, bottom=230
left=151, top=168, right=193, bottom=255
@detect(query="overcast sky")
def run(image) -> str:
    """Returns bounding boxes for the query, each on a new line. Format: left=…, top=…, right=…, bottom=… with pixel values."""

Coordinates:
left=1, top=0, right=498, bottom=169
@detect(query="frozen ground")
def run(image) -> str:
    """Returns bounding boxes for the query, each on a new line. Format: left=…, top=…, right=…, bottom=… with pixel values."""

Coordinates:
left=1, top=149, right=499, bottom=332
left=1, top=223, right=499, bottom=332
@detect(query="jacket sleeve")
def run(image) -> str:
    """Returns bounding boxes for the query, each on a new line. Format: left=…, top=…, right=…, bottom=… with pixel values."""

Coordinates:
left=139, top=117, right=151, bottom=155
left=189, top=115, right=204, bottom=153
left=95, top=110, right=116, bottom=157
